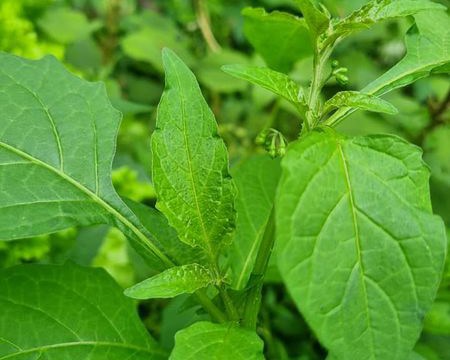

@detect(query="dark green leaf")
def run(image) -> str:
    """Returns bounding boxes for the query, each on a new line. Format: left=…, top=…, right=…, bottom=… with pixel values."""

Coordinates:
left=0, top=263, right=166, bottom=359
left=0, top=53, right=170, bottom=269
left=277, top=129, right=446, bottom=359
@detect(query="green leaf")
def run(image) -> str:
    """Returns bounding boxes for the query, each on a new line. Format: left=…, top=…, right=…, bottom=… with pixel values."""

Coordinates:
left=0, top=263, right=166, bottom=359
left=323, top=91, right=398, bottom=115
left=38, top=8, right=101, bottom=44
left=227, top=155, right=281, bottom=290
left=329, top=0, right=444, bottom=44
left=124, top=199, right=204, bottom=268
left=125, top=264, right=214, bottom=299
left=243, top=7, right=313, bottom=72
left=277, top=129, right=446, bottom=359
left=170, top=321, right=264, bottom=360
left=121, top=12, right=194, bottom=73
left=423, top=125, right=450, bottom=187
left=197, top=50, right=251, bottom=93
left=0, top=53, right=170, bottom=269
left=151, top=48, right=235, bottom=264
left=295, top=0, right=330, bottom=37
left=363, top=10, right=450, bottom=96
left=222, top=64, right=307, bottom=111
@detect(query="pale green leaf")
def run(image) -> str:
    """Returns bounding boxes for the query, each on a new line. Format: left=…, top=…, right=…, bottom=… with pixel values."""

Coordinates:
left=277, top=129, right=446, bottom=359
left=222, top=64, right=307, bottom=111
left=323, top=91, right=398, bottom=115
left=0, top=263, right=166, bottom=359
left=227, top=155, right=281, bottom=290
left=121, top=13, right=194, bottom=73
left=38, top=8, right=101, bottom=44
left=295, top=0, right=330, bottom=37
left=0, top=53, right=170, bottom=269
left=125, top=264, right=214, bottom=299
left=169, top=321, right=264, bottom=360
left=243, top=7, right=313, bottom=72
left=363, top=10, right=450, bottom=95
left=423, top=125, right=450, bottom=187
left=197, top=50, right=251, bottom=93
left=151, top=49, right=235, bottom=264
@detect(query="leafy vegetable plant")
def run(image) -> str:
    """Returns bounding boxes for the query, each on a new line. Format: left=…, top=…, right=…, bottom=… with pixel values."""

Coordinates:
left=0, top=0, right=449, bottom=359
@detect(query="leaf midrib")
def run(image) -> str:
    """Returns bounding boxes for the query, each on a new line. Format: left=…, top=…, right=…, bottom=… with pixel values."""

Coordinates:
left=0, top=340, right=165, bottom=360
left=0, top=140, right=172, bottom=266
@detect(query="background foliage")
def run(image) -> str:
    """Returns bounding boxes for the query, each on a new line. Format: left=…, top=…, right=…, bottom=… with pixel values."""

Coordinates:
left=0, top=0, right=449, bottom=359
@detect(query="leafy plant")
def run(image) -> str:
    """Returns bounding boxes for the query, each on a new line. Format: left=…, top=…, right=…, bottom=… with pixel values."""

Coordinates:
left=0, top=0, right=449, bottom=359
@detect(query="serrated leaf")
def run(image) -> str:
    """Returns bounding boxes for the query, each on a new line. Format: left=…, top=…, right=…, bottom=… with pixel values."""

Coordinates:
left=295, top=0, right=330, bottom=37
left=329, top=0, right=444, bottom=44
left=227, top=155, right=281, bottom=290
left=222, top=64, right=307, bottom=112
left=364, top=10, right=450, bottom=96
left=151, top=49, right=235, bottom=264
left=125, top=264, right=214, bottom=299
left=324, top=91, right=398, bottom=115
left=169, top=321, right=264, bottom=360
left=243, top=7, right=313, bottom=72
left=0, top=53, right=170, bottom=269
left=277, top=129, right=446, bottom=359
left=0, top=263, right=166, bottom=359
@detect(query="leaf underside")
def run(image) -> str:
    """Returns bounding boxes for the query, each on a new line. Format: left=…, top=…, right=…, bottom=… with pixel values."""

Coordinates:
left=277, top=129, right=446, bottom=360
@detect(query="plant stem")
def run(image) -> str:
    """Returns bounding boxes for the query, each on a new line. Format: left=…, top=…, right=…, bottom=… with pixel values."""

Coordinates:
left=306, top=46, right=334, bottom=129
left=195, top=0, right=221, bottom=53
left=196, top=291, right=228, bottom=323
left=219, top=286, right=240, bottom=321
left=241, top=208, right=276, bottom=329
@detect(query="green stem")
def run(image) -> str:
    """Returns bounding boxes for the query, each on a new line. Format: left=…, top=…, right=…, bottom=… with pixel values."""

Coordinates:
left=241, top=208, right=276, bottom=329
left=195, top=291, right=228, bottom=323
left=219, top=287, right=240, bottom=321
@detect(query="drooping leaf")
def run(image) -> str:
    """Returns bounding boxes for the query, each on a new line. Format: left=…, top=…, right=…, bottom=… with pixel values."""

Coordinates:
left=0, top=263, right=166, bottom=359
left=169, top=321, right=264, bottom=360
left=151, top=48, right=235, bottom=264
left=323, top=91, right=398, bottom=115
left=0, top=53, right=171, bottom=269
left=242, top=7, right=313, bottom=72
left=363, top=10, right=450, bottom=96
left=295, top=0, right=330, bottom=37
left=227, top=155, right=281, bottom=290
left=222, top=64, right=307, bottom=112
left=277, top=129, right=446, bottom=360
left=327, top=0, right=444, bottom=45
left=125, top=264, right=214, bottom=300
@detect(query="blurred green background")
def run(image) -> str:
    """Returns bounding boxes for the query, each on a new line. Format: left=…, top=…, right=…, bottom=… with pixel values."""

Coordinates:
left=0, top=0, right=449, bottom=359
